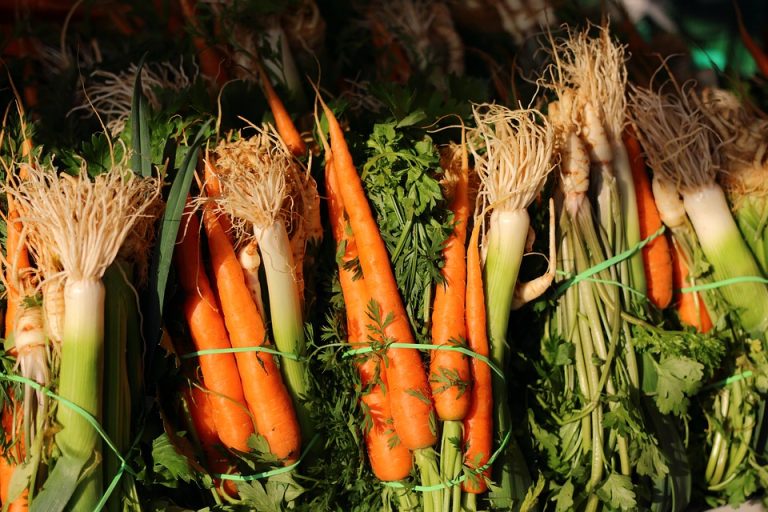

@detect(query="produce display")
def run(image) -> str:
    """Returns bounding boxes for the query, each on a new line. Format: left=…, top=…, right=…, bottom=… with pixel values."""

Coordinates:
left=1, top=1, right=768, bottom=510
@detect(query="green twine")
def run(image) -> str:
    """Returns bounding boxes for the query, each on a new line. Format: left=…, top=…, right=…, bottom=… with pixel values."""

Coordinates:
left=554, top=225, right=666, bottom=297
left=680, top=276, right=768, bottom=294
left=0, top=372, right=134, bottom=512
left=343, top=342, right=504, bottom=380
left=704, top=370, right=755, bottom=391
left=383, top=430, right=512, bottom=492
left=181, top=345, right=305, bottom=362
left=342, top=341, right=506, bottom=492
left=215, top=435, right=320, bottom=482
left=0, top=370, right=314, bottom=506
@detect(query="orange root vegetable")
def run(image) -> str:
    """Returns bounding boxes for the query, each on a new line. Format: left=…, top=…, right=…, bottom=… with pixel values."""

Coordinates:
left=257, top=64, right=306, bottom=156
left=0, top=406, right=28, bottom=511
left=203, top=156, right=234, bottom=243
left=671, top=241, right=713, bottom=333
left=624, top=127, right=673, bottom=309
left=461, top=226, right=493, bottom=494
left=326, top=158, right=412, bottom=481
left=734, top=0, right=768, bottom=77
left=429, top=148, right=471, bottom=421
left=320, top=98, right=436, bottom=450
left=175, top=206, right=254, bottom=452
left=202, top=206, right=301, bottom=463
left=178, top=0, right=229, bottom=88
left=185, top=387, right=239, bottom=496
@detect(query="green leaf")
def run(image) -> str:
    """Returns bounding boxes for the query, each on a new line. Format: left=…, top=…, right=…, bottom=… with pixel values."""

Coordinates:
left=554, top=480, right=575, bottom=512
left=151, top=433, right=194, bottom=485
left=596, top=474, right=636, bottom=511
left=396, top=110, right=427, bottom=128
left=654, top=357, right=704, bottom=416
left=237, top=480, right=281, bottom=512
left=145, top=120, right=211, bottom=361
left=130, top=54, right=153, bottom=178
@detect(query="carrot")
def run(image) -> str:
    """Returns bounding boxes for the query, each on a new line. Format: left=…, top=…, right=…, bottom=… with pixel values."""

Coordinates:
left=461, top=225, right=493, bottom=494
left=368, top=17, right=411, bottom=84
left=320, top=99, right=436, bottom=450
left=178, top=0, right=229, bottom=88
left=734, top=0, right=768, bottom=77
left=671, top=241, right=713, bottom=333
left=256, top=63, right=307, bottom=156
left=202, top=205, right=301, bottom=463
left=0, top=406, right=27, bottom=512
left=184, top=386, right=238, bottom=496
left=326, top=158, right=412, bottom=481
left=429, top=149, right=471, bottom=421
left=5, top=163, right=33, bottom=338
left=202, top=156, right=234, bottom=244
left=175, top=205, right=254, bottom=452
left=5, top=197, right=31, bottom=338
left=624, top=127, right=673, bottom=309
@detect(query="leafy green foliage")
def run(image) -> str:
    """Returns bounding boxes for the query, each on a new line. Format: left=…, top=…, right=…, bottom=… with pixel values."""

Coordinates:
left=597, top=473, right=637, bottom=510
left=654, top=357, right=704, bottom=416
left=151, top=433, right=196, bottom=487
left=360, top=117, right=453, bottom=341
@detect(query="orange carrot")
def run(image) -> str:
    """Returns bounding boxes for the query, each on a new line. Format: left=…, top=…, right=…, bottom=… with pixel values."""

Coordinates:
left=5, top=164, right=32, bottom=338
left=624, top=127, right=673, bottom=309
left=734, top=0, right=768, bottom=77
left=368, top=18, right=411, bottom=84
left=0, top=406, right=27, bottom=511
left=179, top=0, right=229, bottom=88
left=256, top=64, right=307, bottom=156
left=429, top=150, right=471, bottom=421
left=671, top=241, right=713, bottom=333
left=202, top=156, right=234, bottom=243
left=321, top=99, right=436, bottom=450
left=175, top=205, right=254, bottom=452
left=326, top=158, right=412, bottom=481
left=202, top=206, right=301, bottom=463
left=461, top=225, right=493, bottom=494
left=185, top=386, right=238, bottom=496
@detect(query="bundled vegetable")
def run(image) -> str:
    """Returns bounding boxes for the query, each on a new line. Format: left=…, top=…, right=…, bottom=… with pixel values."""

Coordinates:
left=468, top=103, right=554, bottom=508
left=4, top=159, right=159, bottom=512
left=630, top=83, right=768, bottom=505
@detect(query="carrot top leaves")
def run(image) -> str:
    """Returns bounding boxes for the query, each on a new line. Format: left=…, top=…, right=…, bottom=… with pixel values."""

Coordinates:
left=360, top=117, right=454, bottom=340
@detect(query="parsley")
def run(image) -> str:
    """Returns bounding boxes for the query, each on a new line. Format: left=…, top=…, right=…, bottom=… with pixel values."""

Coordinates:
left=360, top=117, right=453, bottom=342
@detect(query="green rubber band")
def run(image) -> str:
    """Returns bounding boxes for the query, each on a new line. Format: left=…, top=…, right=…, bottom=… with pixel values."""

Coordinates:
left=181, top=346, right=305, bottom=362
left=0, top=371, right=143, bottom=512
left=680, top=276, right=768, bottom=294
left=214, top=434, right=320, bottom=482
left=343, top=343, right=505, bottom=381
left=554, top=226, right=666, bottom=297
left=704, top=370, right=755, bottom=391
left=382, top=430, right=512, bottom=492
left=0, top=372, right=132, bottom=473
left=555, top=270, right=647, bottom=299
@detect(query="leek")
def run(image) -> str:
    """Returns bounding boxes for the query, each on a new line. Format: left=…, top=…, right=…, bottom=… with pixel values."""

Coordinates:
left=469, top=104, right=554, bottom=509
left=7, top=165, right=159, bottom=512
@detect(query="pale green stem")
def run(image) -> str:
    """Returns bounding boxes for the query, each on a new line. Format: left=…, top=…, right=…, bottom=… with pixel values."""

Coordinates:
left=255, top=220, right=313, bottom=441
left=484, top=208, right=532, bottom=509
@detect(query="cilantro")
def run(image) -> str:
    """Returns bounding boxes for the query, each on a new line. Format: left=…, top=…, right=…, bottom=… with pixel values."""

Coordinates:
left=151, top=433, right=195, bottom=487
left=654, top=356, right=704, bottom=416
left=596, top=473, right=637, bottom=511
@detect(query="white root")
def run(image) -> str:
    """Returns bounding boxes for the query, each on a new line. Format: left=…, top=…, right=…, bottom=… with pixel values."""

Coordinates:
left=629, top=84, right=718, bottom=192
left=6, top=162, right=161, bottom=284
left=512, top=198, right=556, bottom=310
left=651, top=173, right=687, bottom=230
left=239, top=241, right=266, bottom=319
left=70, top=60, right=195, bottom=135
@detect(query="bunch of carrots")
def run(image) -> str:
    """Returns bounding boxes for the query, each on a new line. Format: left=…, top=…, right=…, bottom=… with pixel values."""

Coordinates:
left=4, top=1, right=768, bottom=511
